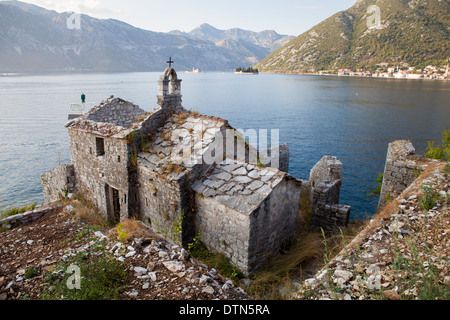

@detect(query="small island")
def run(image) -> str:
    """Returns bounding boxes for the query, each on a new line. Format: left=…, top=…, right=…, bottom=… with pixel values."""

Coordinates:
left=235, top=67, right=259, bottom=75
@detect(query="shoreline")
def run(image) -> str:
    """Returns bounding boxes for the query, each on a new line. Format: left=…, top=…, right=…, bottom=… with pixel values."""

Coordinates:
left=260, top=70, right=450, bottom=81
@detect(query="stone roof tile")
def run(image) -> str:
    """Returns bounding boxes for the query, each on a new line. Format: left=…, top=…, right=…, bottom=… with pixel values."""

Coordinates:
left=194, top=159, right=286, bottom=214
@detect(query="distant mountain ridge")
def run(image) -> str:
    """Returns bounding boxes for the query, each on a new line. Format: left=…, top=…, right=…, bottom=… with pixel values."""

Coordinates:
left=256, top=0, right=449, bottom=73
left=0, top=1, right=293, bottom=72
left=170, top=23, right=295, bottom=52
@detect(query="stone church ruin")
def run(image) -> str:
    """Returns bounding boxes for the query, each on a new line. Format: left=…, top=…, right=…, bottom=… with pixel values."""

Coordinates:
left=42, top=64, right=351, bottom=276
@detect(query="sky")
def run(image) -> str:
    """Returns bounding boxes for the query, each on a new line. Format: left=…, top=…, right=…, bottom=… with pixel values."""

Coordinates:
left=3, top=0, right=356, bottom=36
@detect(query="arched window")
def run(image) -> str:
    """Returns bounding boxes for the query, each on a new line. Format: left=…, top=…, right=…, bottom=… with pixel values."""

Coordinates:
left=162, top=67, right=181, bottom=95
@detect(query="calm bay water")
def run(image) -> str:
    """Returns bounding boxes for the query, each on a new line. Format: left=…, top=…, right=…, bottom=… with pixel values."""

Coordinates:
left=0, top=72, right=449, bottom=219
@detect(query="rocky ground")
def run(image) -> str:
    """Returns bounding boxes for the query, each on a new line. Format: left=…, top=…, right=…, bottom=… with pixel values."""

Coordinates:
left=0, top=205, right=248, bottom=301
left=2, top=163, right=449, bottom=301
left=293, top=162, right=450, bottom=300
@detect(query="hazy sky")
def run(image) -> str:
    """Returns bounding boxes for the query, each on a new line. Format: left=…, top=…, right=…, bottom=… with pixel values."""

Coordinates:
left=4, top=0, right=356, bottom=35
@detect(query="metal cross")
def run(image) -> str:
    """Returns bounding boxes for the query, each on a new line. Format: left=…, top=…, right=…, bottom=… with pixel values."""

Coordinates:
left=167, top=57, right=174, bottom=68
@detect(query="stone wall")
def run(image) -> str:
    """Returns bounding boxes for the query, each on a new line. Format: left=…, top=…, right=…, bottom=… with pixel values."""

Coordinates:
left=68, top=129, right=130, bottom=222
left=378, top=140, right=426, bottom=210
left=309, top=156, right=342, bottom=188
left=41, top=164, right=76, bottom=203
left=157, top=67, right=183, bottom=109
left=0, top=204, right=63, bottom=229
left=157, top=95, right=183, bottom=109
left=259, top=143, right=290, bottom=173
left=194, top=195, right=251, bottom=274
left=313, top=178, right=342, bottom=207
left=247, top=175, right=301, bottom=274
left=308, top=156, right=351, bottom=232
left=310, top=179, right=351, bottom=231
left=136, top=164, right=184, bottom=243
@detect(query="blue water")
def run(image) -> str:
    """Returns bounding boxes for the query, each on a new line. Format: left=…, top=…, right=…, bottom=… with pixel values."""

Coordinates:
left=0, top=72, right=449, bottom=219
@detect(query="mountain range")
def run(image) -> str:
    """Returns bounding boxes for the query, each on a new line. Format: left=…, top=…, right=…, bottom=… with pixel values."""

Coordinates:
left=256, top=0, right=449, bottom=73
left=0, top=1, right=294, bottom=72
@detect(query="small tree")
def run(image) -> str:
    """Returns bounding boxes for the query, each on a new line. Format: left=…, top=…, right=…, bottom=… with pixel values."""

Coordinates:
left=366, top=172, right=383, bottom=199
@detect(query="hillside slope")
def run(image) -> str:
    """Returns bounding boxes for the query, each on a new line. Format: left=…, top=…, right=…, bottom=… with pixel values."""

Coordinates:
left=0, top=202, right=248, bottom=300
left=256, top=0, right=450, bottom=73
left=294, top=160, right=449, bottom=300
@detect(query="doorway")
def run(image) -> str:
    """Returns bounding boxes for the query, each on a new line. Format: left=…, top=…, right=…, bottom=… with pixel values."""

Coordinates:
left=105, top=184, right=120, bottom=224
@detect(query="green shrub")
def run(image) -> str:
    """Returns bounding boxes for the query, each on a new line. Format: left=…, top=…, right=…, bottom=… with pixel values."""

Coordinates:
left=190, top=242, right=243, bottom=282
left=1, top=201, right=37, bottom=218
left=24, top=267, right=40, bottom=279
left=40, top=226, right=128, bottom=300
left=366, top=172, right=384, bottom=199
left=425, top=130, right=450, bottom=161
left=41, top=252, right=128, bottom=300
left=419, top=185, right=439, bottom=211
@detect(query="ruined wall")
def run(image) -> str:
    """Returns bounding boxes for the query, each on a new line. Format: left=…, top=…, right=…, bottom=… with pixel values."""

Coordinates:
left=312, top=178, right=342, bottom=207
left=378, top=140, right=425, bottom=210
left=68, top=129, right=130, bottom=221
left=308, top=156, right=351, bottom=232
left=41, top=164, right=76, bottom=203
left=309, top=156, right=342, bottom=188
left=259, top=143, right=290, bottom=173
left=310, top=178, right=351, bottom=232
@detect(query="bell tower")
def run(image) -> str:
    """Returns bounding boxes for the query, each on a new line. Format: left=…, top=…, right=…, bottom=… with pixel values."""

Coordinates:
left=157, top=57, right=182, bottom=108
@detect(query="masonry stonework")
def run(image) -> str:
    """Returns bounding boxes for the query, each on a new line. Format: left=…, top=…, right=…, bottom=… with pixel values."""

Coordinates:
left=41, top=164, right=75, bottom=203
left=308, top=156, right=351, bottom=231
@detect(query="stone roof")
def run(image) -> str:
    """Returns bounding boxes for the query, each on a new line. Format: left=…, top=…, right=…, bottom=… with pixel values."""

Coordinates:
left=192, top=159, right=286, bottom=215
left=137, top=111, right=228, bottom=180
left=66, top=97, right=152, bottom=137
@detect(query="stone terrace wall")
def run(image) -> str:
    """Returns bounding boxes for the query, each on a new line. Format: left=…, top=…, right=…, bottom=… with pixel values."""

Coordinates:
left=0, top=204, right=63, bottom=229
left=378, top=140, right=426, bottom=210
left=41, top=164, right=75, bottom=203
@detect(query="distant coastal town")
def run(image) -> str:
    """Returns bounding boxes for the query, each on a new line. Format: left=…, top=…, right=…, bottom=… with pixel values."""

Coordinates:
left=330, top=64, right=449, bottom=80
